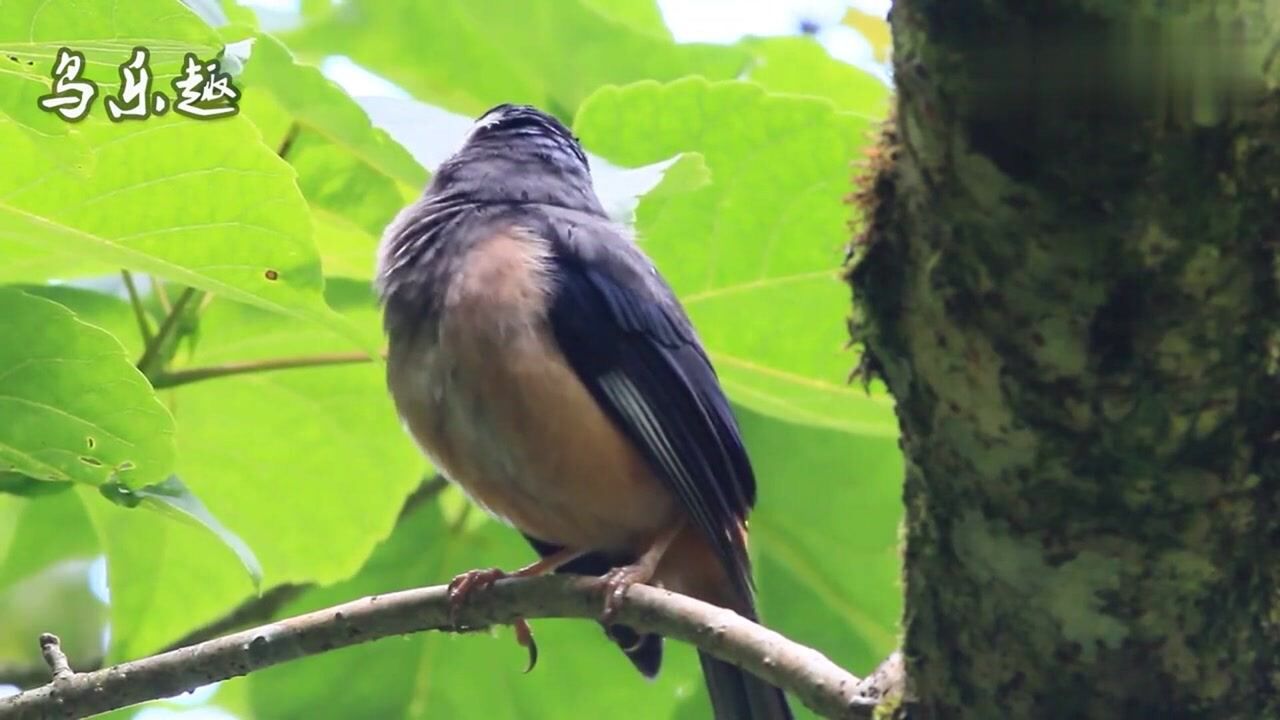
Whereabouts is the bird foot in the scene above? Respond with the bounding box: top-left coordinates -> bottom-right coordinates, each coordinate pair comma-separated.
447,567 -> 507,622
598,563 -> 654,624
446,567 -> 539,672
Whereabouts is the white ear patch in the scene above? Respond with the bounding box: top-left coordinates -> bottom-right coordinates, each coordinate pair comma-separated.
463,108 -> 509,143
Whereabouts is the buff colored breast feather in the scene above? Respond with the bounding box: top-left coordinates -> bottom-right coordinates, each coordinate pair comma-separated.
386,228 -> 678,554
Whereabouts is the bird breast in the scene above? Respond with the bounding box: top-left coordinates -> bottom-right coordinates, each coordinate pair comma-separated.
385,227 -> 677,554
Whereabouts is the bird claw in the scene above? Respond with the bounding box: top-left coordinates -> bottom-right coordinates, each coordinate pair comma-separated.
514,617 -> 538,673
598,564 -> 650,625
447,567 -> 507,626
446,567 -> 539,673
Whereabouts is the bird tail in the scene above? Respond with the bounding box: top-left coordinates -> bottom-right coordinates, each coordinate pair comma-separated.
699,651 -> 794,720
605,623 -> 663,678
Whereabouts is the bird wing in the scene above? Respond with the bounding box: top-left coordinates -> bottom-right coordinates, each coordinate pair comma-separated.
541,222 -> 757,601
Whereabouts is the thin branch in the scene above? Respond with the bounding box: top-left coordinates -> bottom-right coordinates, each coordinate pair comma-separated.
276,122 -> 301,160
36,635 -> 72,683
153,278 -> 171,315
0,577 -> 878,720
119,271 -> 153,347
136,287 -> 198,378
150,351 -> 380,389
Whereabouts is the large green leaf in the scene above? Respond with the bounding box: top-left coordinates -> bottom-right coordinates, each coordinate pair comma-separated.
741,36 -> 891,117
0,288 -> 175,488
0,490 -> 98,590
284,0 -> 750,119
239,32 -> 427,189
742,408 -> 902,677
77,481 -> 259,660
233,33 -> 421,280
13,286 -> 253,664
0,0 -> 362,344
580,0 -> 672,39
7,281 -> 414,657
163,281 -> 423,585
0,0 -> 212,167
576,78 -> 896,435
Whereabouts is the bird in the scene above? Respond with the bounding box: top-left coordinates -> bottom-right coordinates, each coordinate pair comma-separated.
376,102 -> 793,720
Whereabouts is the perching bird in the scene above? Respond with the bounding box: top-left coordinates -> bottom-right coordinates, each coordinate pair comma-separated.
376,103 -> 793,720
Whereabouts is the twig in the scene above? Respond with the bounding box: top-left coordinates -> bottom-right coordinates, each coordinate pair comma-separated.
37,635 -> 72,683
153,279 -> 171,315
136,287 -> 198,378
119,271 -> 153,346
150,351 -> 380,389
0,577 -> 875,720
276,122 -> 301,160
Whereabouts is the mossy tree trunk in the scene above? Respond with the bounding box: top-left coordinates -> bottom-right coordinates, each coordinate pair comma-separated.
848,2 -> 1280,716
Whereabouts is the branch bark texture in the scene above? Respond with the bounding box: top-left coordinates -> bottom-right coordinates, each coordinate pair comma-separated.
0,576 -> 877,720
849,1 -> 1280,717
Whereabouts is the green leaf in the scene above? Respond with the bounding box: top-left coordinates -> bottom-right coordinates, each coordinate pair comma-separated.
0,0 -> 214,169
0,1 -> 366,347
0,288 -> 175,488
312,208 -> 380,280
77,482 -> 259,660
83,279 -> 423,656
286,127 -> 406,239
100,475 -> 263,589
16,280 -> 257,661
0,53 -> 91,171
0,490 -> 99,589
231,33 -> 421,278
741,408 -> 902,677
246,500 -> 703,719
577,78 -> 896,435
239,33 -> 427,189
741,36 -> 890,117
0,472 -> 73,497
284,0 -> 750,119
580,0 -> 671,39
644,151 -> 713,202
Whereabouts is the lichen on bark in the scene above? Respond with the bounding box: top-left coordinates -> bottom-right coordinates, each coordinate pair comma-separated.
846,2 -> 1280,717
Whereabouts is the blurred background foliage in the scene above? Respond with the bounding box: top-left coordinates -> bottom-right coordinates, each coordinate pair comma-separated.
0,0 -> 898,717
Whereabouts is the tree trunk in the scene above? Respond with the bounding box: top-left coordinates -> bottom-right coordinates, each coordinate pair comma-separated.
848,2 -> 1280,717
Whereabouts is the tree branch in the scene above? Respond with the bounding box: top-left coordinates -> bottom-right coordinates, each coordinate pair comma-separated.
150,351 -> 379,389
0,576 -> 882,720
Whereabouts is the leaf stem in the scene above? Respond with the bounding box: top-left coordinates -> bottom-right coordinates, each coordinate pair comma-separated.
136,287 -> 198,379
153,278 -> 172,314
150,351 -> 381,389
120,270 -> 153,346
277,122 -> 301,160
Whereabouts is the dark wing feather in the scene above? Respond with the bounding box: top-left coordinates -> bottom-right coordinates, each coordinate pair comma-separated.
546,241 -> 756,602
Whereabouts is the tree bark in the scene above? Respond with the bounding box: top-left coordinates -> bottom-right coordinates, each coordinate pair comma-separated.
848,2 -> 1280,717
